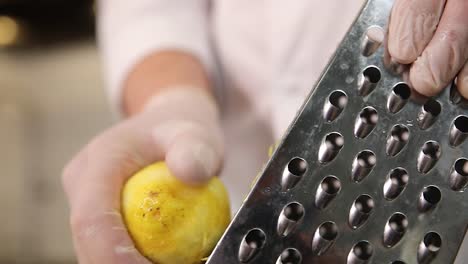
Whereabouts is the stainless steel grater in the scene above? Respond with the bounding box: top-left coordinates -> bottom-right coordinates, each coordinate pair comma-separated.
206,0 -> 468,263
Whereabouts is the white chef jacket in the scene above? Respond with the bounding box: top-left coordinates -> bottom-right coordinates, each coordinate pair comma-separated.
98,0 -> 365,213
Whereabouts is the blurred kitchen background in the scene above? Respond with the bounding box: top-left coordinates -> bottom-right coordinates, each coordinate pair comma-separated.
0,0 -> 112,263
0,0 -> 466,264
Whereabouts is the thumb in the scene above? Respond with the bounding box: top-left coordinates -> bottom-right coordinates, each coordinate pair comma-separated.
151,120 -> 224,185
166,134 -> 222,185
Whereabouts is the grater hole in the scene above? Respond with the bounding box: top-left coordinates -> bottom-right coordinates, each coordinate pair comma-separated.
393,83 -> 411,99
329,90 -> 348,108
351,150 -> 376,182
450,158 -> 468,191
383,213 -> 408,247
386,125 -> 410,156
322,176 -> 341,195
360,108 -> 379,125
454,115 -> 468,133
450,115 -> 468,146
391,125 -> 410,141
326,133 -> 345,150
277,248 -> 302,264
287,157 -> 307,176
348,241 -> 373,263
358,151 -> 377,167
418,232 -> 442,263
245,228 -> 266,249
388,213 -> 408,232
422,186 -> 441,204
423,232 -> 442,252
315,176 -> 341,209
283,202 -> 305,221
358,66 -> 381,96
238,228 -> 266,262
383,168 -> 409,200
277,202 -> 305,237
318,132 -> 344,163
388,83 -> 411,113
361,26 -> 384,56
312,221 -> 339,256
423,99 -> 442,116
353,242 -> 373,259
417,141 -> 441,173
324,90 -> 348,122
363,66 -> 381,84
417,99 -> 441,130
282,157 -> 308,191
355,195 -> 374,214
454,158 -> 468,176
319,221 -> 339,241
354,107 -> 378,138
418,186 -> 441,212
422,142 -> 441,159
349,194 -> 374,229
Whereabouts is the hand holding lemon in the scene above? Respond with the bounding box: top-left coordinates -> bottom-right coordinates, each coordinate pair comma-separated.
62,88 -> 227,263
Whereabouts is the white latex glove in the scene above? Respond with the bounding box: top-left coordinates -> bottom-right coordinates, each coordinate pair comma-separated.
62,88 -> 223,264
388,0 -> 468,98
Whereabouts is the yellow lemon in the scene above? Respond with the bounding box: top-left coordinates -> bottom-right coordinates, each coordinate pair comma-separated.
122,162 -> 230,264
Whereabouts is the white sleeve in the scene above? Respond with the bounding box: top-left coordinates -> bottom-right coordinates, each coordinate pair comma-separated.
98,0 -> 213,116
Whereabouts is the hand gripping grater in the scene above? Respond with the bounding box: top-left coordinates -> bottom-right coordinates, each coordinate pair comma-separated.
206,0 -> 468,263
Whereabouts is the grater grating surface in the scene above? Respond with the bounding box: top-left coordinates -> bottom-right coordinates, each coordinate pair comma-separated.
206,0 -> 468,263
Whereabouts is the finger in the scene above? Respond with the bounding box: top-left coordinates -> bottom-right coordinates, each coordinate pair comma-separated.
152,120 -> 224,185
65,123 -> 160,264
69,163 -> 152,263
62,147 -> 89,200
388,0 -> 446,64
64,121 -> 162,203
457,60 -> 468,99
409,0 -> 468,96
63,149 -> 93,263
71,232 -> 92,264
166,133 -> 223,185
71,206 -> 150,264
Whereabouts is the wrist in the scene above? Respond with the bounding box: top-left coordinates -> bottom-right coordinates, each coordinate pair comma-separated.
122,51 -> 212,116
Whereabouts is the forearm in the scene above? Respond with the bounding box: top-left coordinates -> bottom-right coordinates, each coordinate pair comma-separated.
123,50 -> 214,116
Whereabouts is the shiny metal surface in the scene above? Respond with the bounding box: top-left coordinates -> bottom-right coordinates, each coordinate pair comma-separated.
206,0 -> 467,263
238,228 -> 266,262
311,221 -> 339,256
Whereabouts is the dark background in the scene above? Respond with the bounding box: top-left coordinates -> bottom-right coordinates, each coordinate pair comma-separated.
0,0 -> 95,48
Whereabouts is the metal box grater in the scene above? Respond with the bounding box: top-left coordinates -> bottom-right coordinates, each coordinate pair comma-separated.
206,0 -> 468,263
